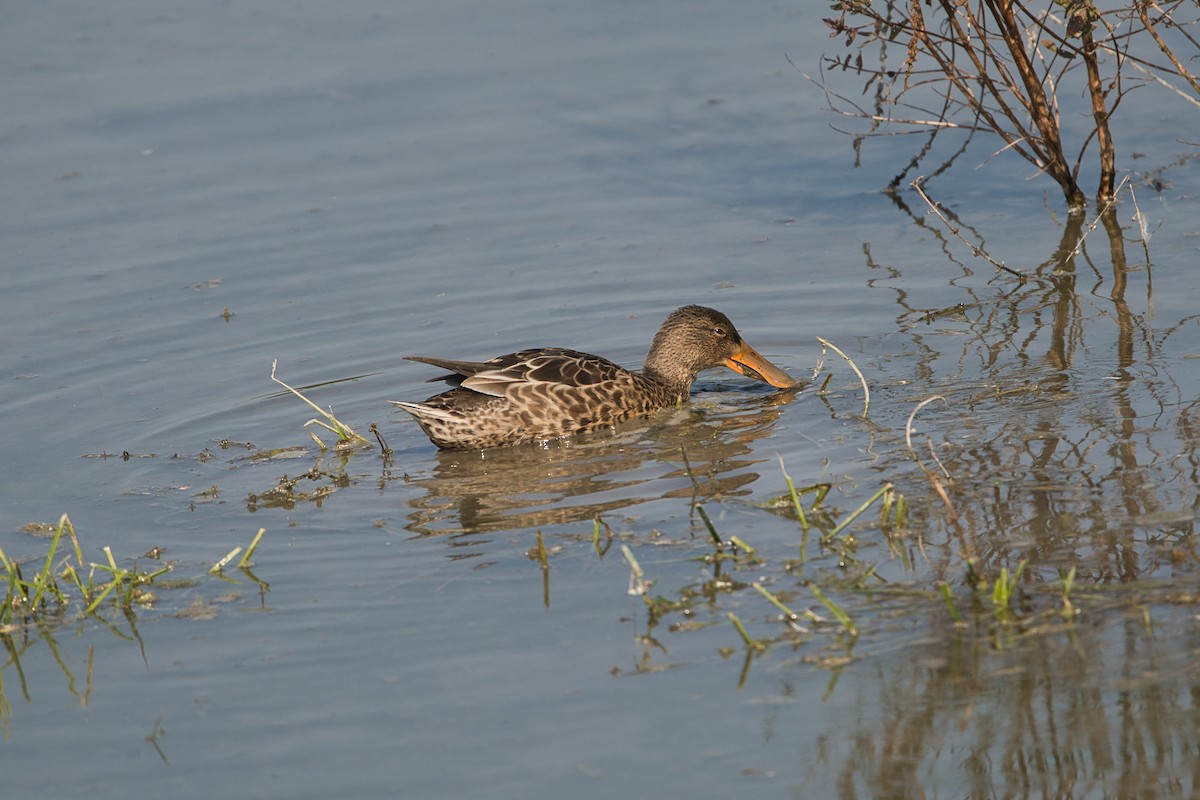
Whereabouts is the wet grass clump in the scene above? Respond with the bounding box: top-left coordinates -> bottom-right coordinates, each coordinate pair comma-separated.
271,360 -> 370,449
0,514 -> 267,631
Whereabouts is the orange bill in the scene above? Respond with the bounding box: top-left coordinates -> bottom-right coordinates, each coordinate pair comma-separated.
725,341 -> 798,389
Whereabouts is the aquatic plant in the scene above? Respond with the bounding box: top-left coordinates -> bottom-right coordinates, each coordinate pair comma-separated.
270,360 -> 369,448
0,514 -> 267,629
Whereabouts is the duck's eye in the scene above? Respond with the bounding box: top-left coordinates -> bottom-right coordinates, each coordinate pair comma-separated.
713,327 -> 727,337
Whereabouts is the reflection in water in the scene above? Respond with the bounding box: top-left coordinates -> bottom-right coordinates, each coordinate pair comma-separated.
403,387 -> 798,537
758,200 -> 1200,795
792,607 -> 1200,798
1,628 -> 97,720
868,199 -> 1198,588
0,561 -> 269,741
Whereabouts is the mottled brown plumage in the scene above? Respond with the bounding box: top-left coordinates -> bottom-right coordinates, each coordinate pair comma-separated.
393,305 -> 796,450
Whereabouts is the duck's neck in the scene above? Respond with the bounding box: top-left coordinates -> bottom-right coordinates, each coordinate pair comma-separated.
642,357 -> 695,399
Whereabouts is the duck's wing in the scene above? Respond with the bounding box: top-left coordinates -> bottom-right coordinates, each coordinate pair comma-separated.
404,356 -> 493,387
405,348 -> 629,398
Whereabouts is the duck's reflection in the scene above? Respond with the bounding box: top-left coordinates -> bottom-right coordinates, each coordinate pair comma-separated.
403,385 -> 798,536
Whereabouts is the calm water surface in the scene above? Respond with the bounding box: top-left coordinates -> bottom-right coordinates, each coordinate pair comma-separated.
4,2 -> 1200,798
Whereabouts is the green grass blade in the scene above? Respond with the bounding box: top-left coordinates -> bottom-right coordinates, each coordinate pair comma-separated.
237,528 -> 266,568
29,516 -> 68,608
753,582 -> 799,622
827,482 -> 894,540
210,547 -> 243,574
60,514 -> 84,568
696,505 -> 722,546
271,360 -> 366,444
85,580 -> 120,614
779,457 -> 809,529
727,612 -> 765,651
729,536 -> 756,555
809,584 -> 857,636
939,583 -> 961,622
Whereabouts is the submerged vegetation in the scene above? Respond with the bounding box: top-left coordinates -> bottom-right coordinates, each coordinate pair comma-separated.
607,457 -> 1098,681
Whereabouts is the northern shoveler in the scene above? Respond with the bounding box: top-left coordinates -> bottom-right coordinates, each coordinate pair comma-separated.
393,305 -> 797,450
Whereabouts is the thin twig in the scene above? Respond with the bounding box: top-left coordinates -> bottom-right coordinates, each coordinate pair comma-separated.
815,338 -> 870,418
910,177 -> 1033,281
928,472 -> 958,523
926,437 -> 951,480
1064,175 -> 1133,261
1127,181 -> 1153,264
905,395 -> 946,465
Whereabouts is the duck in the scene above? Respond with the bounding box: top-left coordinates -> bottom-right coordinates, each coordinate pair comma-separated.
393,305 -> 797,450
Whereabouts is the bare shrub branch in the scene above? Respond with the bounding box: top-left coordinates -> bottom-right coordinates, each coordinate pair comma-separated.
818,1 -> 1199,209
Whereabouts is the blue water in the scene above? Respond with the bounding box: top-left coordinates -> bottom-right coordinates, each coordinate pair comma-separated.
4,2 -> 1200,797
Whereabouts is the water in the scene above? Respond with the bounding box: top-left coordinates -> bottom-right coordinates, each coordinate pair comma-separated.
4,2 -> 1200,797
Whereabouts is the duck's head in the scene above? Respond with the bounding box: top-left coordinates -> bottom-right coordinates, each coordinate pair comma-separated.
643,305 -> 797,394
